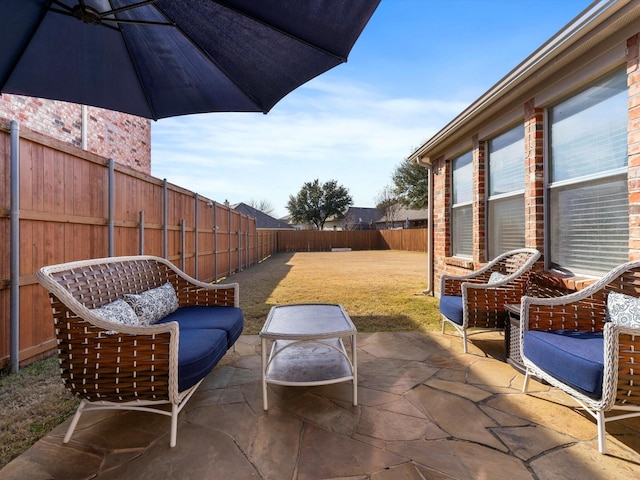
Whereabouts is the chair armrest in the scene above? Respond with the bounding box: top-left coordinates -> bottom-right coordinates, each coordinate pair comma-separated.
440,248 -> 540,296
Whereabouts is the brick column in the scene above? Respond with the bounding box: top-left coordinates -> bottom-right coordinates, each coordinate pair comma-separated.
432,155 -> 450,289
524,99 -> 545,254
627,34 -> 640,260
472,135 -> 486,263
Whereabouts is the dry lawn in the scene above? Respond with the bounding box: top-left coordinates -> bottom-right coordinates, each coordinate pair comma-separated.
0,250 -> 440,469
0,357 -> 79,469
227,250 -> 440,334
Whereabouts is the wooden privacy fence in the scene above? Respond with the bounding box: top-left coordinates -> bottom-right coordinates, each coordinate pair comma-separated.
275,228 -> 428,252
0,120 -> 427,371
0,121 -> 276,370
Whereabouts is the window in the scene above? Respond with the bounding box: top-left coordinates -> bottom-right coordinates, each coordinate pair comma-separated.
487,125 -> 525,259
452,151 -> 473,257
548,68 -> 628,275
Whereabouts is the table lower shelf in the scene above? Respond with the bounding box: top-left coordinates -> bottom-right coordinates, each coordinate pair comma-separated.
261,336 -> 358,410
265,338 -> 354,385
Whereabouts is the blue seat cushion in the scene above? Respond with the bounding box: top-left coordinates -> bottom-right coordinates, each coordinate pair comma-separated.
159,306 -> 244,349
523,330 -> 604,399
178,328 -> 227,392
440,295 -> 463,325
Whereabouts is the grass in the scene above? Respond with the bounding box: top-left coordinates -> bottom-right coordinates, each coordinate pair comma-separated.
232,250 -> 440,334
0,357 -> 79,469
0,250 -> 440,470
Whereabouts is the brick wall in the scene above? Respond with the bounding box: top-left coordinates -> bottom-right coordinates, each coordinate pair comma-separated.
432,32 -> 640,294
523,99 -> 545,254
0,94 -> 151,174
628,35 -> 640,260
472,134 -> 486,263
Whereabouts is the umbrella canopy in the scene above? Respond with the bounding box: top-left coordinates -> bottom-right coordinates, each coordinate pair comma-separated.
0,0 -> 380,120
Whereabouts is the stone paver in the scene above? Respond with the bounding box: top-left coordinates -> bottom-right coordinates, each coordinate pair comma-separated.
2,332 -> 640,480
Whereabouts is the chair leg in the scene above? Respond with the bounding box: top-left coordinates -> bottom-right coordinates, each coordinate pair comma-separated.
462,329 -> 468,353
170,404 -> 179,448
64,399 -> 87,444
441,317 -> 446,334
522,371 -> 530,393
596,410 -> 607,454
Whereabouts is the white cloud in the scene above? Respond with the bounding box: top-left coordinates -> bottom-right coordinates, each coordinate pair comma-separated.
151,78 -> 466,217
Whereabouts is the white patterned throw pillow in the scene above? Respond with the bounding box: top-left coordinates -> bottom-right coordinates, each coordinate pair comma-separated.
92,298 -> 139,326
123,282 -> 179,326
488,272 -> 507,284
607,291 -> 640,328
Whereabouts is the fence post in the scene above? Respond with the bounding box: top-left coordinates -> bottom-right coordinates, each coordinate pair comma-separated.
194,194 -> 199,280
181,219 -> 186,272
228,205 -> 232,277
108,158 -> 115,257
163,179 -> 168,259
10,120 -> 20,373
238,216 -> 243,272
139,211 -> 145,254
213,203 -> 218,281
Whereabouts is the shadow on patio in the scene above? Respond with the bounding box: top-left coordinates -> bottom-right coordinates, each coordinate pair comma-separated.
3,251 -> 640,479
3,330 -> 640,479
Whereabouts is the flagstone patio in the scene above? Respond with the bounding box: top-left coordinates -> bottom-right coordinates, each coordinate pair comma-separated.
2,331 -> 640,480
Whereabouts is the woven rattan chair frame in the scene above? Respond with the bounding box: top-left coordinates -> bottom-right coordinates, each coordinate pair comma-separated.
440,248 -> 541,353
520,260 -> 640,454
36,255 -> 239,448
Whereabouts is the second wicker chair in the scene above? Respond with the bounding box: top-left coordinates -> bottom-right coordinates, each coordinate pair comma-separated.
439,248 -> 541,353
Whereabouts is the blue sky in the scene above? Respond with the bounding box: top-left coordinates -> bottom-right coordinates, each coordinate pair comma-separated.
151,0 -> 592,219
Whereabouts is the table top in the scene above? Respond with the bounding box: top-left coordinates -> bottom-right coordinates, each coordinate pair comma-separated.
259,303 -> 356,340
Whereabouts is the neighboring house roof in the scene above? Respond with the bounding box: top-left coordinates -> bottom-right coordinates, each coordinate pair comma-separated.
326,207 -> 381,223
232,203 -> 293,229
343,207 -> 382,225
324,207 -> 382,229
377,206 -> 428,224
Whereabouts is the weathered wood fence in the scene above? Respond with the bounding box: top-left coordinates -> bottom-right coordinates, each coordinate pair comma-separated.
0,121 -> 276,371
275,229 -> 427,252
1,121 -> 428,371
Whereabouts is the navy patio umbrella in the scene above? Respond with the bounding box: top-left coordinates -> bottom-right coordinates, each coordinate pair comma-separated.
0,0 -> 380,120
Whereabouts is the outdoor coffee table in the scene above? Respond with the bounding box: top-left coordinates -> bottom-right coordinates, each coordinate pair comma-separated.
259,303 -> 357,411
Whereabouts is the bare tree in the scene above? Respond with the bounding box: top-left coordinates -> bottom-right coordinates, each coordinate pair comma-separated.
248,199 -> 275,216
375,185 -> 402,229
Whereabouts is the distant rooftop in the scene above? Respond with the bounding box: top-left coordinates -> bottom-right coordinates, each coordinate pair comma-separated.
232,203 -> 293,229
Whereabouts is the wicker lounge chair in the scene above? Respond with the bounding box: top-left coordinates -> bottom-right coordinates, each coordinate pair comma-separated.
36,255 -> 243,447
521,260 -> 640,454
439,248 -> 541,353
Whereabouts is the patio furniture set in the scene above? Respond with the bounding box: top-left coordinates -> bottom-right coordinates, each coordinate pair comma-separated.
439,248 -> 640,454
36,255 -> 357,448
35,248 -> 640,456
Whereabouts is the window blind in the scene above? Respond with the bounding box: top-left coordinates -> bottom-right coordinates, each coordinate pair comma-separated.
550,175 -> 628,275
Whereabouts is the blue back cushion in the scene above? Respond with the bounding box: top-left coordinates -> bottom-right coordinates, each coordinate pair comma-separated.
523,330 -> 604,399
440,295 -> 464,325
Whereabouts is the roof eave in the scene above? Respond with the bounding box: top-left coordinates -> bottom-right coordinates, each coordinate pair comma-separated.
408,0 -> 636,163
